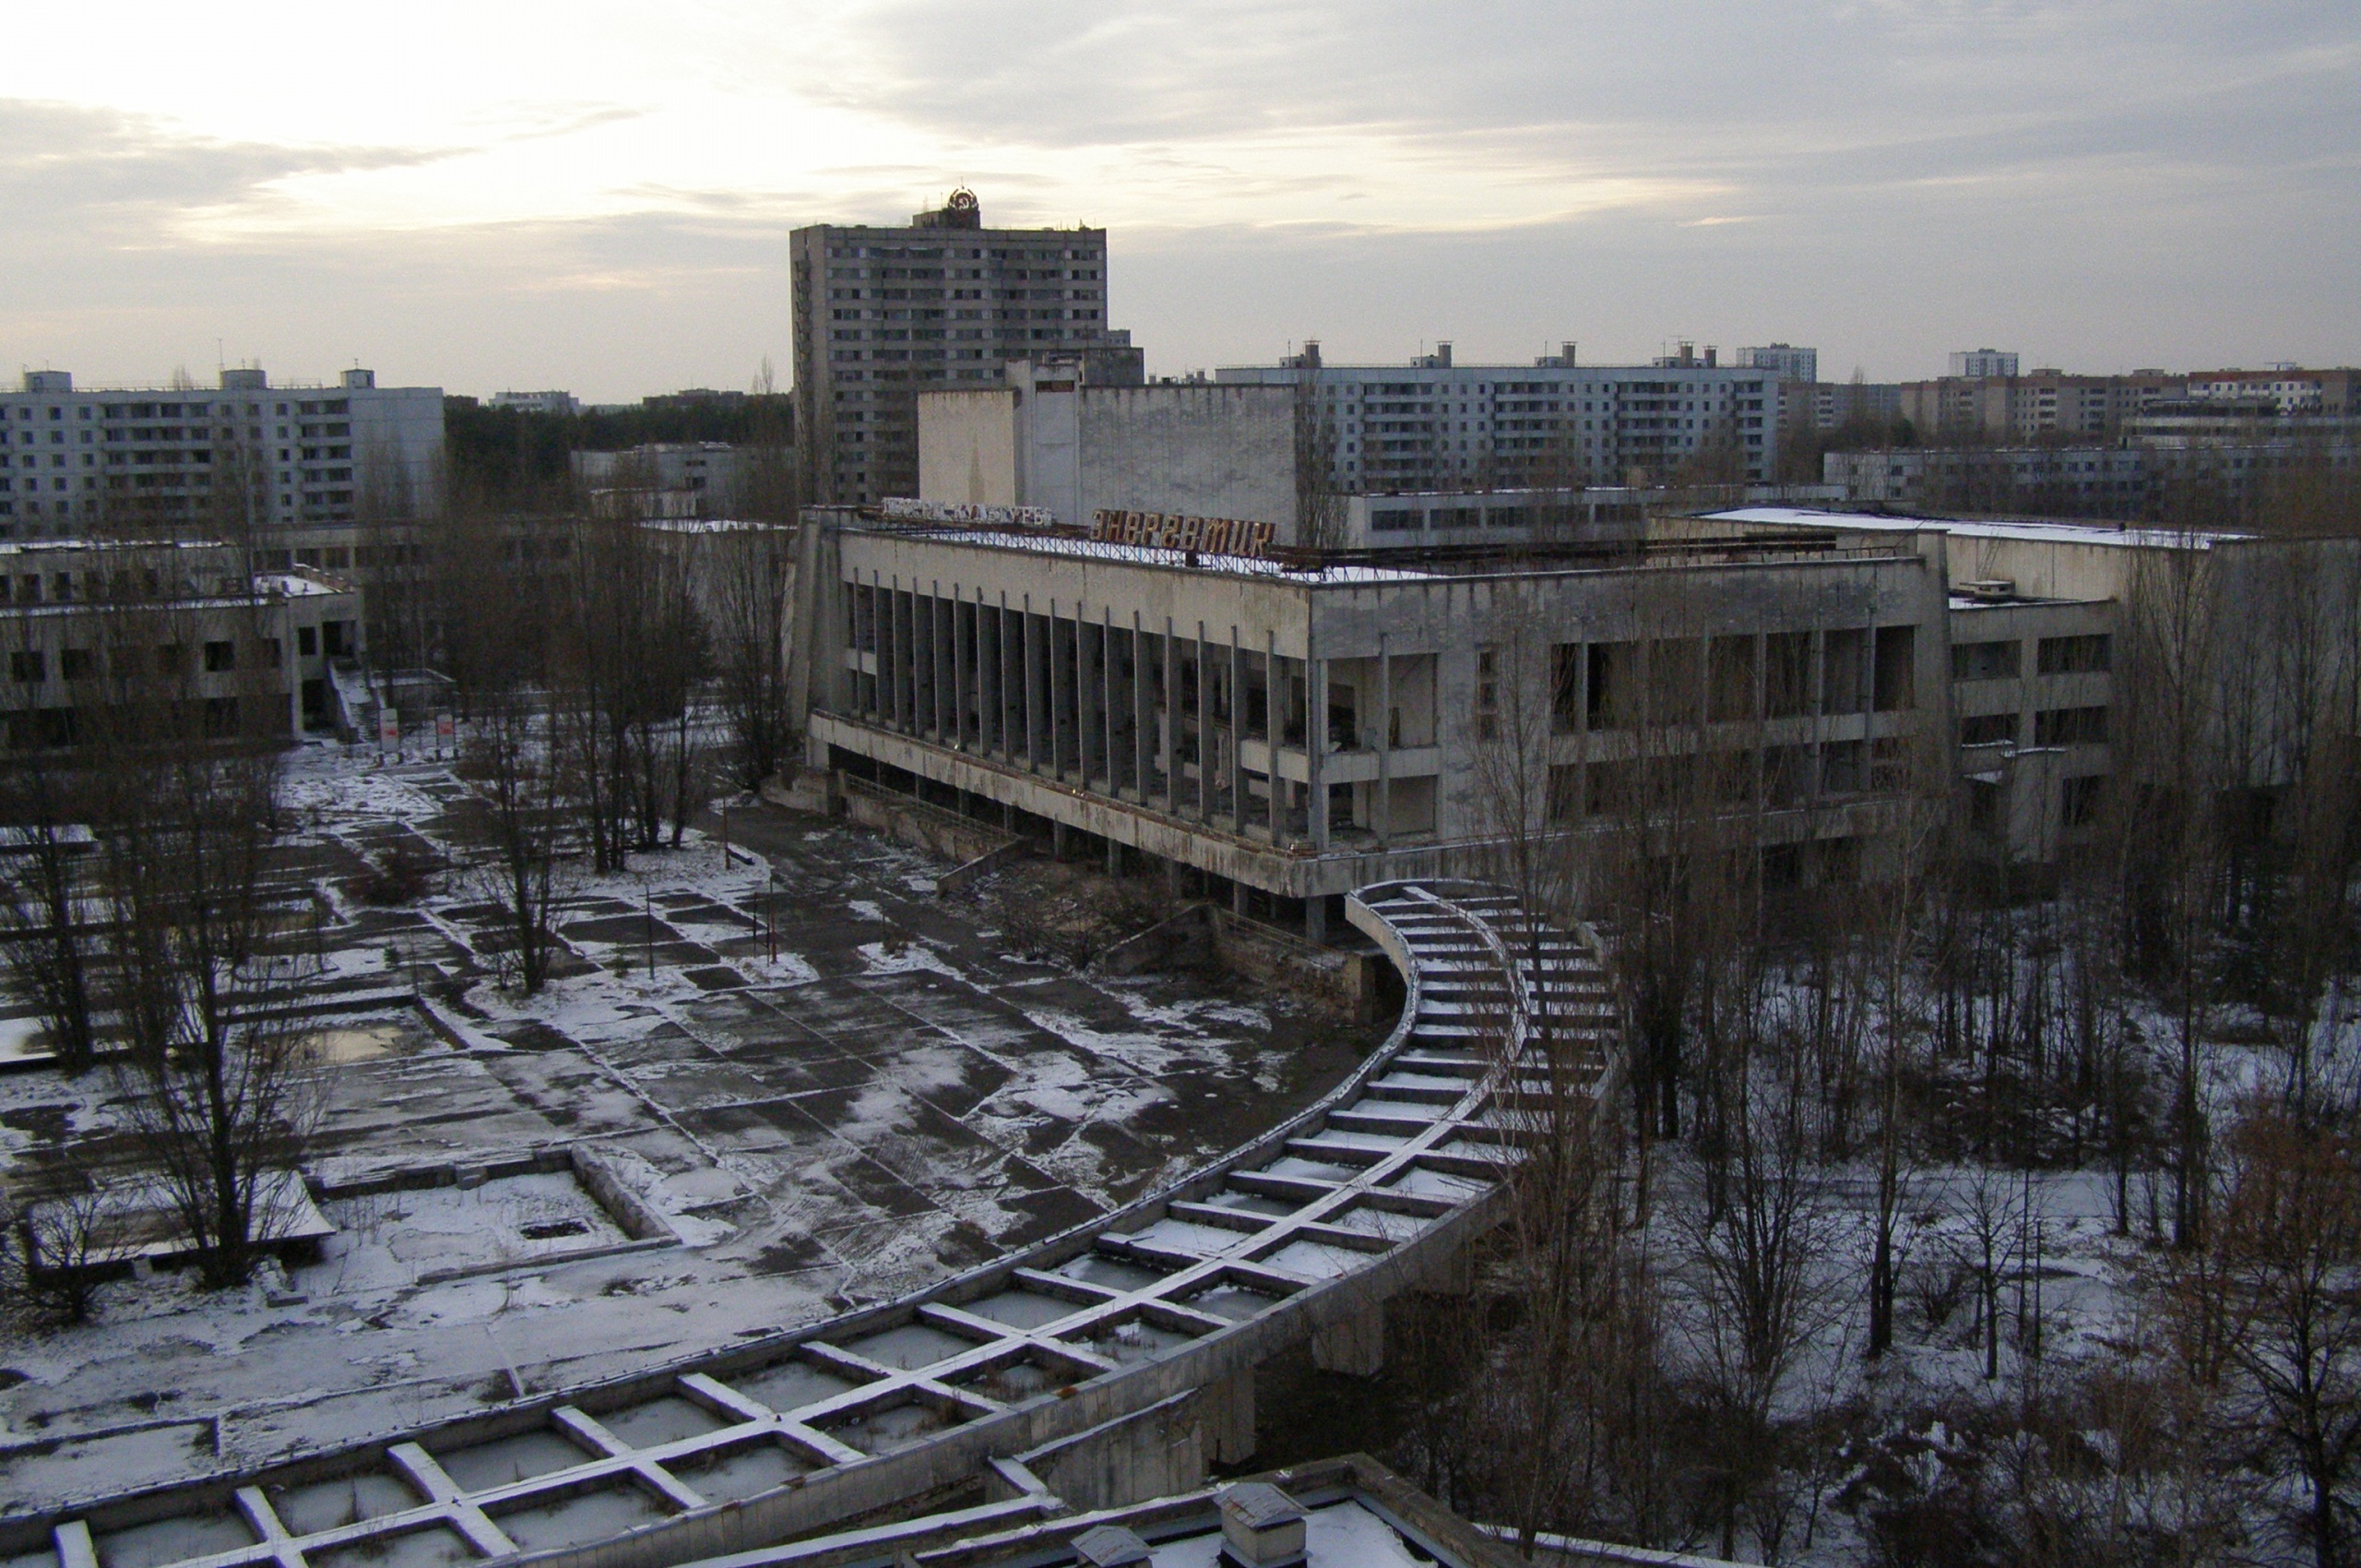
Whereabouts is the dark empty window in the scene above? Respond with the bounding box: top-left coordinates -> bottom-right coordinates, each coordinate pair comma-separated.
8,650 -> 43,683
1951,639 -> 2020,681
1765,632 -> 1811,718
1959,712 -> 2017,747
204,639 -> 235,672
1873,625 -> 1916,710
2035,706 -> 2107,744
2064,774 -> 2106,826
2037,634 -> 2110,674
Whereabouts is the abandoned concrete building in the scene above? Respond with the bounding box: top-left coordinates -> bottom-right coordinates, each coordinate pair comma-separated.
1703,506 -> 2361,867
792,505 -> 1952,938
0,539 -> 361,742
917,357 -> 1299,537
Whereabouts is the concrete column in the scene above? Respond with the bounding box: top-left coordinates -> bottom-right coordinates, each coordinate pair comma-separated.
1056,609 -> 1077,779
1022,599 -> 1041,771
930,586 -> 947,741
1376,634 -> 1393,849
1079,617 -> 1095,782
1132,612 -> 1150,802
1228,627 -> 1245,832
1160,620 -> 1177,811
1265,634 -> 1283,841
1311,1299 -> 1385,1376
890,581 -> 908,732
1195,622 -> 1213,822
1308,648 -> 1329,850
869,580 -> 887,722
1105,836 -> 1121,875
1304,894 -> 1327,944
1101,607 -> 1119,794
910,586 -> 928,735
997,598 -> 1015,759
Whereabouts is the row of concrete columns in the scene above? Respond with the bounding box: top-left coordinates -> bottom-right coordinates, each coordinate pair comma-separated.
848,576 -> 1337,850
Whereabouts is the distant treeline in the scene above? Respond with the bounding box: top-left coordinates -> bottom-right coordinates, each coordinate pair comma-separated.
443,393 -> 794,508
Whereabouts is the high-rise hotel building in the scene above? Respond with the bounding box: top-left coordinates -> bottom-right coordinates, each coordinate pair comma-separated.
791,191 -> 1137,506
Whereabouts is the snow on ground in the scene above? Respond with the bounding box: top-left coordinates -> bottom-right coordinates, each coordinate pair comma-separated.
0,742 -> 1375,1509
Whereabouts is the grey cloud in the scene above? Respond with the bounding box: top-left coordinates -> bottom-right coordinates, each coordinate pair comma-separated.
800,1 -> 2357,216
0,100 -> 451,235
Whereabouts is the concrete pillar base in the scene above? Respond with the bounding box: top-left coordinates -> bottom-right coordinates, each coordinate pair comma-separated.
1311,1301 -> 1385,1377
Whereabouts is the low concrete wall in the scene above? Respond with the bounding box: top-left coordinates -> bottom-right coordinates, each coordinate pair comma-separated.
1208,909 -> 1382,1022
840,777 -> 1022,874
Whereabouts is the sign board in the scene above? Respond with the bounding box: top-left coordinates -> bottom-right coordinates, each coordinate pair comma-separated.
879,497 -> 1057,529
1090,509 -> 1277,560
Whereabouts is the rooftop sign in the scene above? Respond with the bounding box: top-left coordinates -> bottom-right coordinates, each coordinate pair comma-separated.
880,497 -> 1057,529
1091,509 -> 1277,559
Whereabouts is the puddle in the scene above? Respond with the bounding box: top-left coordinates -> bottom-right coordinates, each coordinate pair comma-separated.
660,1439 -> 808,1502
840,1322 -> 979,1372
1066,1316 -> 1199,1366
1261,1239 -> 1368,1279
1129,1218 -> 1254,1255
952,1358 -> 1061,1402
94,1514 -> 256,1568
960,1289 -> 1083,1331
308,1526 -> 478,1568
1054,1254 -> 1170,1293
597,1396 -> 725,1448
489,1484 -> 670,1553
729,1358 -> 865,1415
433,1428 -> 593,1491
819,1399 -> 961,1455
268,1472 -> 425,1534
1182,1284 -> 1281,1323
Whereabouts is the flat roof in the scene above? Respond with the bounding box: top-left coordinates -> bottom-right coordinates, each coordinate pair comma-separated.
1707,505 -> 2246,550
858,526 -> 1439,584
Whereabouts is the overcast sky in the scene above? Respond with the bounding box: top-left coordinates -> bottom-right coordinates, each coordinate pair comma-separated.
2,2 -> 2354,400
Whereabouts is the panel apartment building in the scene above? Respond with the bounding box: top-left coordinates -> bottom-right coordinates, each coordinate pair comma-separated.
0,368 -> 443,537
791,191 -> 1139,507
1214,342 -> 1780,491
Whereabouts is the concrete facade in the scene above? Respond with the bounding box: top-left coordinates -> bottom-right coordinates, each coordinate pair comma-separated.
0,368 -> 443,536
919,363 -> 1297,536
1214,353 -> 1779,490
0,539 -> 362,739
795,509 -> 1947,917
791,194 -> 1133,507
1707,505 -> 2361,859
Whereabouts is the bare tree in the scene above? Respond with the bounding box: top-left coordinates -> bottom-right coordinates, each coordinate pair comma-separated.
83,558 -> 322,1291
1291,358 -> 1348,551
705,524 -> 798,791
2179,1109 -> 2361,1568
458,691 -> 574,996
0,625 -> 100,1072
